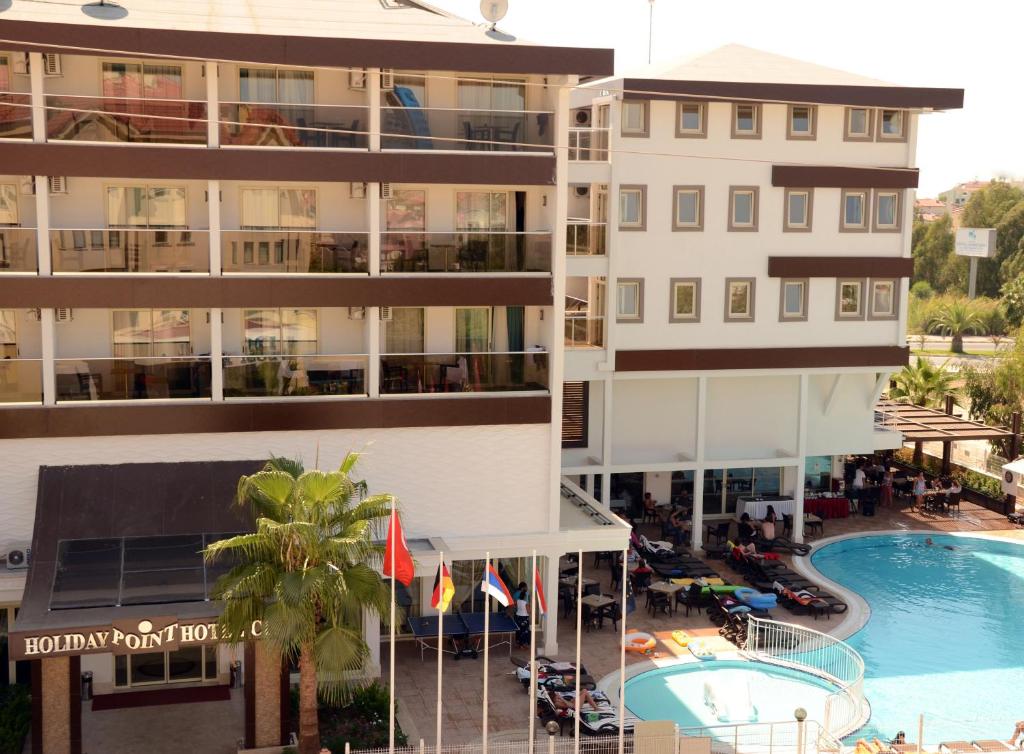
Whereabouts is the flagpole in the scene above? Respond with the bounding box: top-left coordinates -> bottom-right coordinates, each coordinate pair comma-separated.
618,547 -> 628,754
436,550 -> 444,751
388,499 -> 397,754
528,550 -> 538,754
574,549 -> 582,748
482,553 -> 491,754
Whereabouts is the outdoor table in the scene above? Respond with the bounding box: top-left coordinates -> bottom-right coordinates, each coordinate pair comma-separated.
736,497 -> 795,520
560,576 -> 600,596
646,581 -> 683,616
580,594 -> 616,628
803,513 -> 824,538
804,497 -> 849,519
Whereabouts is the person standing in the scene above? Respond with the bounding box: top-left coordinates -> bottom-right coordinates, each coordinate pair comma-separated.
913,471 -> 927,511
850,463 -> 866,515
881,469 -> 893,508
513,581 -> 530,648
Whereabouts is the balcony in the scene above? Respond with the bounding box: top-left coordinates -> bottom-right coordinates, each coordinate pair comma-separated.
564,316 -> 605,349
219,103 -> 368,149
0,359 -> 43,403
222,231 -> 369,274
45,95 -> 208,145
223,354 -> 367,397
1,228 -> 39,272
380,232 -> 551,273
566,222 -> 607,256
0,93 -> 32,139
568,127 -> 609,161
380,108 -> 553,152
380,352 -> 549,394
50,229 -> 209,273
54,357 -> 212,401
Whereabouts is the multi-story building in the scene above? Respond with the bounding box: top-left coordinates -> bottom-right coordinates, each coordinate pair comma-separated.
561,45 -> 963,549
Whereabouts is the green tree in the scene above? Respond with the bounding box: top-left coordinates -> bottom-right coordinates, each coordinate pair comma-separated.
890,356 -> 958,408
912,215 -> 962,292
996,201 -> 1024,285
205,455 -> 393,754
962,339 -> 1024,453
976,299 -> 1009,350
1002,274 -> 1024,328
927,297 -> 985,353
960,182 -> 1024,296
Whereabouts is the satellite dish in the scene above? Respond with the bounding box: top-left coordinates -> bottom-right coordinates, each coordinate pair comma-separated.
480,0 -> 508,24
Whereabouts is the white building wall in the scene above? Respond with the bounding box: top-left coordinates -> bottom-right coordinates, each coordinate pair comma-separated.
610,378 -> 698,465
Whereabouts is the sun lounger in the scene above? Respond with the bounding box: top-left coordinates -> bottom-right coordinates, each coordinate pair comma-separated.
972,741 -> 1014,752
939,742 -> 976,753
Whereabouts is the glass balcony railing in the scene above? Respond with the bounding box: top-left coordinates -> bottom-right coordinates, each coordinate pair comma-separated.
380,108 -> 554,152
380,352 -> 549,394
1,228 -> 39,272
45,95 -> 208,145
54,357 -> 212,401
219,103 -> 368,148
50,229 -> 209,273
566,222 -> 607,256
0,359 -> 43,404
568,127 -> 609,161
0,93 -> 32,139
380,232 -> 551,273
223,355 -> 367,398
564,316 -> 605,349
221,231 -> 369,273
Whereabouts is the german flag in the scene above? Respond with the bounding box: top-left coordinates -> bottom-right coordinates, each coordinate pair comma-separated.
431,562 -> 455,612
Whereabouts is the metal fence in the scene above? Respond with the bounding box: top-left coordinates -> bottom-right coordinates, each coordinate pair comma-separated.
744,617 -> 868,740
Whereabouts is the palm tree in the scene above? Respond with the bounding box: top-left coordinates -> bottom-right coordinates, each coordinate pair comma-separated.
928,298 -> 985,353
890,356 -> 958,408
205,454 -> 393,754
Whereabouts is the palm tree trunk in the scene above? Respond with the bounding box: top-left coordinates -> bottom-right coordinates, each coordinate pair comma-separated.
951,333 -> 964,353
912,441 -> 924,466
297,643 -> 320,754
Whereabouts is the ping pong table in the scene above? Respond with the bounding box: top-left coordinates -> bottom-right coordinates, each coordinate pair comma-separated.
407,611 -> 520,661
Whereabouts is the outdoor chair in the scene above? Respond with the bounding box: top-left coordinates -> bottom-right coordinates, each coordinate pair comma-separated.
641,505 -> 659,524
647,590 -> 672,618
947,492 -> 962,517
705,521 -> 730,546
593,550 -> 614,568
678,581 -> 705,616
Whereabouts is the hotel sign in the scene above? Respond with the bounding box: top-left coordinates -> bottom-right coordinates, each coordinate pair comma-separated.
955,228 -> 997,258
11,617 -> 264,660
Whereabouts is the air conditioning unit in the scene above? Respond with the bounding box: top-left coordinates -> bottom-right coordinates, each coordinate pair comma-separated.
380,182 -> 392,199
347,306 -> 366,320
55,307 -> 74,322
42,53 -> 62,77
380,69 -> 395,90
349,69 -> 367,91
12,53 -> 29,75
349,182 -> 367,200
19,176 -> 68,195
1002,459 -> 1024,497
574,110 -> 592,127
6,545 -> 30,570
379,306 -> 393,322
574,186 -> 590,198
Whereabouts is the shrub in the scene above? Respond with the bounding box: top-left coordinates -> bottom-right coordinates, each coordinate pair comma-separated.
910,280 -> 935,299
893,448 -> 1004,501
0,685 -> 31,754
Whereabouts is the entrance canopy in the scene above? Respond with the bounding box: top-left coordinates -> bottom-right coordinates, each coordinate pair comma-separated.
11,460 -> 263,660
875,399 -> 1015,443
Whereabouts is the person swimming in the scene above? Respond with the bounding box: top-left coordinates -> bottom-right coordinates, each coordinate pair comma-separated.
924,537 -> 956,550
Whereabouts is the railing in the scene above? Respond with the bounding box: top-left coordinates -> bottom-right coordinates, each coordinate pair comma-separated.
380,107 -> 554,152
0,359 -> 43,404
50,229 -> 209,273
54,357 -> 212,401
223,355 -> 367,397
380,232 -> 551,273
219,102 -> 368,148
222,231 -> 369,273
744,617 -> 868,740
45,95 -> 208,144
565,315 -> 605,349
566,221 -> 607,256
0,228 -> 39,272
568,126 -> 610,161
0,92 -> 32,139
379,352 -> 548,394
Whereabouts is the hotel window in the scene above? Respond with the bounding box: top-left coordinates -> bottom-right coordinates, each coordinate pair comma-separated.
869,279 -> 898,320
0,184 -> 18,225
616,279 -> 643,323
836,279 -> 865,320
728,186 -> 759,231
112,309 -> 191,357
456,192 -> 508,231
779,279 -> 808,321
618,186 -> 646,230
675,101 -> 707,138
840,189 -> 870,231
784,188 -> 813,231
787,105 -> 817,140
874,190 -> 901,232
240,187 -> 316,229
878,109 -> 907,141
106,186 -> 187,228
455,307 -> 492,352
844,107 -> 873,141
731,102 -> 761,138
385,189 -> 426,231
620,100 -> 648,137
0,309 -> 17,358
243,308 -> 318,355
383,307 -> 425,353
114,645 -> 218,688
457,78 -> 526,112
672,186 -> 704,231
724,278 -> 755,321
669,278 -> 701,323
239,67 -> 314,104
101,61 -> 183,99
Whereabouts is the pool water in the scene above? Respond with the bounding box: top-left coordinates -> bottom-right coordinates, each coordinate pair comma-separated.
811,533 -> 1024,743
624,660 -> 836,731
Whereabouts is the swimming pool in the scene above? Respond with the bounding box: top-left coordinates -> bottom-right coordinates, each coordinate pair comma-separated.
624,660 -> 836,732
811,533 -> 1024,743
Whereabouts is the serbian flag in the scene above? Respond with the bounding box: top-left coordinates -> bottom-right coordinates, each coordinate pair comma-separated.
431,562 -> 455,612
534,568 -> 548,616
480,564 -> 514,607
382,508 -> 414,587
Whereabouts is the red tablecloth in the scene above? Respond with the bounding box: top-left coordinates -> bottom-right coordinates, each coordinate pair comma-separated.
805,498 -> 849,519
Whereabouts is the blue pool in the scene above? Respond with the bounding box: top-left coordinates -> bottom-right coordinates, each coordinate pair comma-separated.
811,533 -> 1024,743
625,660 -> 836,731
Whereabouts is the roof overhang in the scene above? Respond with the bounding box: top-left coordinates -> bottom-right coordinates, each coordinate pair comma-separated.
772,165 -> 919,189
875,400 -> 1016,443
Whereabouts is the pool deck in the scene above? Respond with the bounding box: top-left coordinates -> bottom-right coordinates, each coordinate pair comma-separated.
386,499 -> 1022,746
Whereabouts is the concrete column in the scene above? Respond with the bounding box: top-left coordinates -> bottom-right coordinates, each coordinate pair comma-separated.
690,376 -> 708,552
29,52 -> 46,143
792,374 -> 809,543
210,308 -> 223,401
368,68 -> 381,151
367,307 -> 381,398
32,656 -> 79,754
542,552 -> 561,654
34,177 -> 51,275
208,180 -> 221,275
40,308 -> 56,405
205,62 -> 219,147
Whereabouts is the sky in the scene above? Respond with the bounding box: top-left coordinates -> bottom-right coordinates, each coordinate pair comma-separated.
429,0 -> 1023,197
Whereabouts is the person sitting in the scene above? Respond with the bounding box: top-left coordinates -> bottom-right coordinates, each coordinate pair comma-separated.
633,558 -> 653,575
1007,720 -> 1024,747
760,508 -> 777,542
665,507 -> 689,545
737,513 -> 756,544
642,492 -> 658,521
550,689 -> 599,711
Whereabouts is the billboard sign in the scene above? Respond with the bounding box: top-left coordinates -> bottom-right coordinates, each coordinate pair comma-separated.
955,228 -> 996,258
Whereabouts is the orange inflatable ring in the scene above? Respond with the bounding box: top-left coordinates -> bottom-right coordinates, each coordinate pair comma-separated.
624,630 -> 657,654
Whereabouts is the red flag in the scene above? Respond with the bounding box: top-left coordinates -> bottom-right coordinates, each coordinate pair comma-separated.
534,567 -> 547,616
383,509 -> 415,586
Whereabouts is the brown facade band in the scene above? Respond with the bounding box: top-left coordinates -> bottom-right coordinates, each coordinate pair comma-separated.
622,78 -> 964,110
768,256 -> 914,278
0,143 -> 557,185
0,20 -> 615,77
0,396 -> 552,439
0,276 -> 553,308
615,346 -> 911,372
771,165 -> 919,189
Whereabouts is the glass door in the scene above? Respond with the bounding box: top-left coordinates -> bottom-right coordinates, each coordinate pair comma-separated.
114,645 -> 217,688
455,307 -> 491,352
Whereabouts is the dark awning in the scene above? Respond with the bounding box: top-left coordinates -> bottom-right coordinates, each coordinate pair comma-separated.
875,400 -> 1015,443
